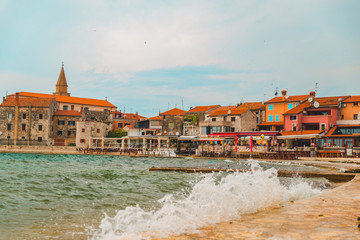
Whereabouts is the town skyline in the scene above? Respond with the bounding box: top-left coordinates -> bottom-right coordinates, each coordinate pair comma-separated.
1,0 -> 359,117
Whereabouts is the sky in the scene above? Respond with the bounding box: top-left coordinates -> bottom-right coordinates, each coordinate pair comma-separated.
0,0 -> 359,117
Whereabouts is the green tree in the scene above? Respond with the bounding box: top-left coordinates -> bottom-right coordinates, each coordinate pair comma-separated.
106,129 -> 128,138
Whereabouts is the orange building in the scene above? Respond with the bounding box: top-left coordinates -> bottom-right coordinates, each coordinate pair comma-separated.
258,90 -> 309,131
111,111 -> 145,130
339,96 -> 360,123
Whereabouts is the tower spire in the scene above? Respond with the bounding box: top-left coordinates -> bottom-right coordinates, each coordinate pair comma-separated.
54,63 -> 70,96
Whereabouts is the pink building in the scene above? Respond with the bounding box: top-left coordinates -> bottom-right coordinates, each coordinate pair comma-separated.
283,95 -> 349,132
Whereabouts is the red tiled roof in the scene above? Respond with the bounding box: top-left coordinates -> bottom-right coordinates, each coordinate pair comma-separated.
207,105 -> 236,115
209,107 -> 248,117
284,96 -> 350,115
160,108 -> 186,116
149,116 -> 162,120
258,121 -> 284,126
281,130 -> 324,136
1,96 -> 53,107
325,126 -> 338,136
122,113 -> 145,121
343,96 -> 360,103
12,92 -> 117,108
236,102 -> 265,110
265,94 -> 309,104
187,105 -> 220,113
54,110 -> 82,117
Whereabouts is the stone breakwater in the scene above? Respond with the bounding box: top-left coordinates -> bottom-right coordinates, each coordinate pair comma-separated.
155,175 -> 360,240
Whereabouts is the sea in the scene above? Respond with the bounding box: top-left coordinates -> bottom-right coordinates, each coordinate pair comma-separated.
0,153 -> 330,240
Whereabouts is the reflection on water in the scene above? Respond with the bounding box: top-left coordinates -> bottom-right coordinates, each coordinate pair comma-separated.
0,153 -> 329,240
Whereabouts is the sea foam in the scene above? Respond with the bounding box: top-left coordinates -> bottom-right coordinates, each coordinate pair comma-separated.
92,160 -> 323,240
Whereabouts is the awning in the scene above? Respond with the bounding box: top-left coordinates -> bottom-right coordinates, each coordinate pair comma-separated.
277,134 -> 323,140
209,131 -> 278,137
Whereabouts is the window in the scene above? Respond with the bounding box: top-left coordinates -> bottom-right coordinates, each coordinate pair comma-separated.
82,128 -> 85,133
354,114 -> 358,120
292,123 -> 297,131
212,126 -> 222,133
96,129 -> 100,133
320,124 -> 326,130
8,113 -> 12,118
38,137 -> 42,142
212,118 -> 216,122
224,126 -> 231,132
295,103 -> 299,107
84,107 -> 89,111
68,131 -> 72,136
38,124 -> 42,131
268,115 -> 273,122
354,102 -> 359,106
80,139 -> 85,143
231,127 -> 235,132
169,122 -> 174,129
275,115 -> 279,122
68,121 -> 75,126
71,105 -> 75,110
39,114 -> 43,119
22,113 -> 26,119
21,136 -> 25,139
118,123 -> 123,128
268,104 -> 273,110
58,131 -> 63,136
63,105 -> 68,110
7,124 -> 11,130
231,117 -> 236,122
22,124 -> 26,131
223,116 -> 227,121
341,115 -> 344,120
288,103 -> 293,109
290,115 -> 297,121
58,120 -> 65,125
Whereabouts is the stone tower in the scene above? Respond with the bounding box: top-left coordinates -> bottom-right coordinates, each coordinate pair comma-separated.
53,64 -> 70,96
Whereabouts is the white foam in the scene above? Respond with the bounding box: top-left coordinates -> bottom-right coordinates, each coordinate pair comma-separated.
91,160 -> 323,240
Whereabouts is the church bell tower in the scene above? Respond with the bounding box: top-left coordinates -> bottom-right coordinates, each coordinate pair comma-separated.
53,63 -> 70,96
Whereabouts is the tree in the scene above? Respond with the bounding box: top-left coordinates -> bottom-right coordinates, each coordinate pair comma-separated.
106,129 -> 127,138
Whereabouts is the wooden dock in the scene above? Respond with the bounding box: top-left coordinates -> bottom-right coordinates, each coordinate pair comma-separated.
149,167 -> 356,183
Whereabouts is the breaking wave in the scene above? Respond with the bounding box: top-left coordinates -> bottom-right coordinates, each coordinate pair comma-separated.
92,160 -> 324,240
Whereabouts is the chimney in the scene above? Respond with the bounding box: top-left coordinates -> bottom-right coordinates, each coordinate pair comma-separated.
309,91 -> 315,98
281,90 -> 287,101
15,92 -> 20,106
3,96 -> 5,102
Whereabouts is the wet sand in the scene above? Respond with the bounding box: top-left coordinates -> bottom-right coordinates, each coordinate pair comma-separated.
155,175 -> 360,240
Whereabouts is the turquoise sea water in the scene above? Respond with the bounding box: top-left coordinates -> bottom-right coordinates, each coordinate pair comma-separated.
0,153 -> 327,240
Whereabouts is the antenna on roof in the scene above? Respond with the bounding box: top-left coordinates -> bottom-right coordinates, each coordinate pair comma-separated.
274,87 -> 279,96
315,82 -> 319,94
105,96 -> 107,101
62,62 -> 64,67
181,97 -> 184,109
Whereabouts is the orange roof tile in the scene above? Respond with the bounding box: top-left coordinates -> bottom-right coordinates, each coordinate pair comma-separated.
343,96 -> 360,103
284,96 -> 350,115
209,107 -> 248,117
281,130 -> 324,136
187,105 -> 220,113
258,121 -> 284,126
265,95 -> 309,104
207,105 -> 236,114
325,126 -> 338,136
54,110 -> 82,117
149,116 -> 162,120
236,102 -> 265,110
1,96 -> 53,107
123,113 -> 145,121
12,92 -> 117,108
160,108 -> 186,116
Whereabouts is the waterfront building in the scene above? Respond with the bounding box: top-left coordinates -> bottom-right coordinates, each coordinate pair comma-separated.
183,105 -> 220,136
258,90 -> 309,131
111,111 -> 145,130
160,108 -> 186,135
199,105 -> 258,136
0,93 -> 56,146
0,65 -> 117,146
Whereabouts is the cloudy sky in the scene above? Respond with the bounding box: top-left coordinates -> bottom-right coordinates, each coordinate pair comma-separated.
0,0 -> 359,116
